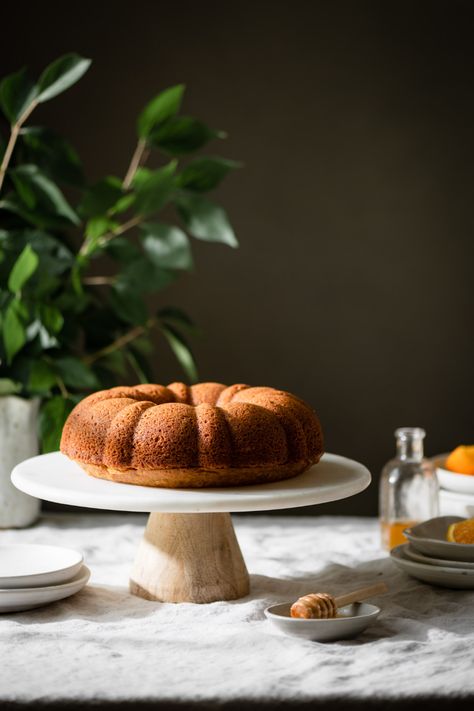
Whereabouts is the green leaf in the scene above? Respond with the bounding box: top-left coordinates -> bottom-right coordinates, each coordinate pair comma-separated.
177,193 -> 238,247
131,167 -> 152,189
133,162 -> 177,215
3,300 -> 26,363
161,325 -> 198,383
8,230 -> 73,276
21,127 -> 84,187
84,216 -> 113,241
110,193 -> 135,215
129,336 -> 153,355
158,306 -> 197,334
10,171 -> 37,209
0,378 -> 22,395
39,396 -> 76,453
177,157 -> 240,192
0,194 -> 70,230
10,165 -> 79,224
125,349 -> 148,383
142,222 -> 193,270
39,325 -> 59,350
150,116 -> 221,155
115,256 -> 177,294
53,356 -> 99,390
79,176 -> 123,218
0,67 -> 37,124
127,344 -> 154,382
110,287 -> 148,325
12,299 -> 29,321
36,54 -> 91,103
105,236 -> 140,262
39,304 -> 64,334
28,360 -> 57,393
8,244 -> 39,292
71,265 -> 83,296
96,349 -> 128,377
138,84 -> 185,138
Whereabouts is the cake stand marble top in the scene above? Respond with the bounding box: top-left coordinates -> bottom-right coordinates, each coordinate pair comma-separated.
12,452 -> 370,514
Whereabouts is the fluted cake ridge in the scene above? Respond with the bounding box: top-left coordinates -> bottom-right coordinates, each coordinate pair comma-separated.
60,382 -> 324,488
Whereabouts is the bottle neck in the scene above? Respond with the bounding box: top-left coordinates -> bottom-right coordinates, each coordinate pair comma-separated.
395,427 -> 425,462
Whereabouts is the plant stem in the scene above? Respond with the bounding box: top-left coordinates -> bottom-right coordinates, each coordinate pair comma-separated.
122,138 -> 148,190
82,276 -> 115,286
78,214 -> 142,257
84,318 -> 156,366
78,134 -> 149,259
99,214 -> 142,245
56,375 -> 69,399
0,100 -> 38,193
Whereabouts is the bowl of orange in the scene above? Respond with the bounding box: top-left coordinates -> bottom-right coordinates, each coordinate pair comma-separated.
404,516 -> 474,562
433,446 -> 474,495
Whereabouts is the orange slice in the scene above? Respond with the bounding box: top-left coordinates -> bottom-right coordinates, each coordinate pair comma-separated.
445,446 -> 474,476
446,518 -> 474,544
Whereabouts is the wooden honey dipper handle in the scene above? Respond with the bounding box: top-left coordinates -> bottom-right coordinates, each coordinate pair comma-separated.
290,581 -> 388,618
334,581 -> 388,608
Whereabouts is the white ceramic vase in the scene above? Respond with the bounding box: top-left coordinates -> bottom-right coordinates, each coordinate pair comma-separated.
0,396 -> 40,528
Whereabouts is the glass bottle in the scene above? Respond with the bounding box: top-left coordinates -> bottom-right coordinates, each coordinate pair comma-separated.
379,427 -> 439,550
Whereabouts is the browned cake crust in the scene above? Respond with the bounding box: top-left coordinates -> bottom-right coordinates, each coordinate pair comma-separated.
60,382 -> 324,489
78,460 -> 314,488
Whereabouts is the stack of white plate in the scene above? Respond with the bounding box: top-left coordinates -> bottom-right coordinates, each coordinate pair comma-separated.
0,544 -> 90,613
390,516 -> 474,589
433,453 -> 474,518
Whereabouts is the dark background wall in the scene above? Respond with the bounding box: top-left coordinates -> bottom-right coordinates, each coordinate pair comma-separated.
1,0 -> 473,515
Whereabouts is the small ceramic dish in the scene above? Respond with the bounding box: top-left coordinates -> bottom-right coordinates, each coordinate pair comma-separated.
404,516 -> 474,562
0,565 -> 90,613
391,545 -> 474,589
433,454 -> 474,495
265,602 -> 380,642
404,544 -> 474,570
0,544 -> 84,589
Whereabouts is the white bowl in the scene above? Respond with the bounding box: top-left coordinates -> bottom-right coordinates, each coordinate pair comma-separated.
0,565 -> 90,613
404,516 -> 474,562
265,602 -> 380,642
0,544 -> 83,588
439,488 -> 474,518
433,453 -> 474,495
391,545 -> 474,589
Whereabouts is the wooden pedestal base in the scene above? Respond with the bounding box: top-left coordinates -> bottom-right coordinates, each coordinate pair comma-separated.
130,512 -> 250,603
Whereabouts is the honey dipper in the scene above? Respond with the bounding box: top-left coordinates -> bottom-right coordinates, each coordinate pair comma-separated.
290,581 -> 388,619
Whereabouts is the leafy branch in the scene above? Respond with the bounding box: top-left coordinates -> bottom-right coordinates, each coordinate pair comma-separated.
84,319 -> 155,366
0,53 -> 241,452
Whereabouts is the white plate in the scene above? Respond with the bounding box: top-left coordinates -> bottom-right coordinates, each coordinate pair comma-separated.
433,454 -> 474,495
0,544 -> 83,589
0,565 -> 90,613
11,451 -> 371,514
391,545 -> 474,589
403,544 -> 474,570
265,602 -> 380,642
404,516 -> 474,562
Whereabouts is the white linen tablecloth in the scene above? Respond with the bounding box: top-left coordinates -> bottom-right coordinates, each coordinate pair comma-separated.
1,513 -> 473,707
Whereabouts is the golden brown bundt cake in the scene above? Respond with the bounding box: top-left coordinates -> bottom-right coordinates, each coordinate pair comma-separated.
60,382 -> 324,488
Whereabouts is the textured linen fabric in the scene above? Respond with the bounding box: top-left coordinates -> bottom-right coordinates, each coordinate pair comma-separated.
0,513 -> 473,706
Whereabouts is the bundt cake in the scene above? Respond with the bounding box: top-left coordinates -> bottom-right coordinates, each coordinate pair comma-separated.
60,382 -> 324,488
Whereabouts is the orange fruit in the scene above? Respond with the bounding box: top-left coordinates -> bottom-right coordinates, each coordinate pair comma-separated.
446,518 -> 474,544
445,445 -> 474,476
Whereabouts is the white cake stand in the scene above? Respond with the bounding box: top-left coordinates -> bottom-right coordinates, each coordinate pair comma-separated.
12,452 -> 370,604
